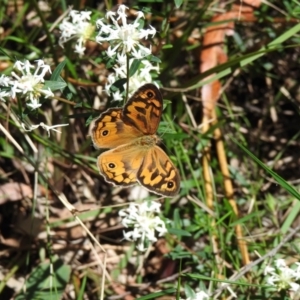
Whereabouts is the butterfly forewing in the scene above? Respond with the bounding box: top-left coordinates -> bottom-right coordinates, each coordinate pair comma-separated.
91,108 -> 143,149
122,84 -> 162,135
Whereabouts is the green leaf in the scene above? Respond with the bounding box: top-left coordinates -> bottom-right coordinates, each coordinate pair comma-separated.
0,47 -> 14,60
136,288 -> 176,299
44,80 -> 67,91
111,78 -> 127,91
50,60 -> 66,81
15,256 -> 71,300
174,0 -> 183,8
168,228 -> 192,237
162,44 -> 173,49
233,138 -> 300,201
129,59 -> 142,77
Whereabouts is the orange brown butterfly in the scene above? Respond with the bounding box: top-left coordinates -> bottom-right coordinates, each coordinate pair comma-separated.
91,84 -> 180,197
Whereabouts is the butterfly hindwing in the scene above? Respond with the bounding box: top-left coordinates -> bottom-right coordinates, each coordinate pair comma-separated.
98,143 -> 146,186
137,146 -> 180,196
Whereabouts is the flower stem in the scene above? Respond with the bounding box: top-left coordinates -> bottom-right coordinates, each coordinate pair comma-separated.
125,53 -> 130,103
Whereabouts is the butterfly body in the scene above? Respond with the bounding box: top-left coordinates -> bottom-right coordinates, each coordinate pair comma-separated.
91,84 -> 180,197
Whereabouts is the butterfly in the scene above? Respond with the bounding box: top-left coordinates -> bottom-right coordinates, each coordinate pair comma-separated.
91,84 -> 180,197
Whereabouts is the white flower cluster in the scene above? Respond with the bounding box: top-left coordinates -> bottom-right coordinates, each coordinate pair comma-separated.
265,258 -> 300,292
96,5 -> 156,58
0,60 -> 53,110
119,201 -> 167,251
105,56 -> 159,99
58,5 -> 159,101
96,4 -> 159,100
59,10 -> 94,56
0,59 -> 68,136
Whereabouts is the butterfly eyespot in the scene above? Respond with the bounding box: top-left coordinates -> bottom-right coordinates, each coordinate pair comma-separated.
108,163 -> 116,169
167,181 -> 174,189
146,91 -> 154,98
102,130 -> 109,136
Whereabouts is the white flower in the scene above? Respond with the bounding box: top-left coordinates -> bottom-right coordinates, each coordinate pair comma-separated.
21,122 -> 69,137
136,242 -> 147,252
106,45 -> 118,58
96,4 -> 156,58
113,63 -> 127,78
266,274 -> 277,286
182,291 -> 210,300
125,60 -> 159,96
294,263 -> 300,280
116,53 -> 127,65
74,39 -> 86,56
131,45 -> 151,59
0,74 -> 11,86
275,259 -> 287,268
59,10 -> 95,56
290,282 -> 300,292
0,90 -> 9,101
0,59 -> 54,109
10,84 -> 22,98
104,73 -> 117,96
265,258 -> 300,292
129,185 -> 149,200
264,265 -> 275,275
111,90 -> 123,101
26,98 -> 42,110
192,291 -> 210,300
105,58 -> 159,100
105,11 -> 116,20
35,59 -> 52,76
119,201 -> 167,251
42,88 -> 55,98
